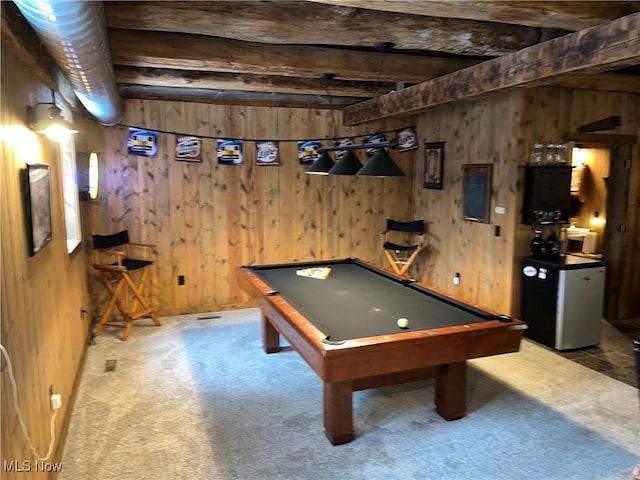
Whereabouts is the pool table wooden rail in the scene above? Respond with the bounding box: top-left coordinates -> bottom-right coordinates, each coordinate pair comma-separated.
237,261 -> 526,445
238,265 -> 525,383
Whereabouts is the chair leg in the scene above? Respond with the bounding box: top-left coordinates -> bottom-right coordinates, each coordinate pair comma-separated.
95,275 -> 127,337
123,270 -> 161,326
397,249 -> 421,276
95,269 -> 160,341
383,250 -> 403,275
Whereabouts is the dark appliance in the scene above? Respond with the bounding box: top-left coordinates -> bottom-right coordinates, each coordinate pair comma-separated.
522,165 -> 572,225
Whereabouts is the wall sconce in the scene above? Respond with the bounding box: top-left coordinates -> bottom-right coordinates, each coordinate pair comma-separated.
27,90 -> 79,142
88,151 -> 99,200
590,211 -> 605,228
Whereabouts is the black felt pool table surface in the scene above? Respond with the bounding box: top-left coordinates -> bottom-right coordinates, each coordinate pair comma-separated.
249,259 -> 497,342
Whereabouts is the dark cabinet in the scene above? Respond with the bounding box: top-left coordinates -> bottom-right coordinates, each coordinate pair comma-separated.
522,165 -> 572,225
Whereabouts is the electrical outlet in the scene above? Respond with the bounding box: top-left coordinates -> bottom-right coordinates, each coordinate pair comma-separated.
50,393 -> 62,410
453,273 -> 461,285
178,275 -> 185,286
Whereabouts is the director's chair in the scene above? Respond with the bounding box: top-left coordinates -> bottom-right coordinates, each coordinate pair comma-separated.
92,230 -> 161,341
380,219 -> 425,276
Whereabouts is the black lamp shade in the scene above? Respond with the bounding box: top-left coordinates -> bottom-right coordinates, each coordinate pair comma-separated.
328,150 -> 362,176
305,151 -> 335,175
356,148 -> 405,177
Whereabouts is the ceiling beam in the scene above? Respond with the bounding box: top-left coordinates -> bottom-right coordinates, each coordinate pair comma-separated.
343,12 -> 640,125
109,29 -> 480,84
307,0 -> 640,30
114,66 -> 393,97
118,85 -> 363,109
105,1 -> 546,56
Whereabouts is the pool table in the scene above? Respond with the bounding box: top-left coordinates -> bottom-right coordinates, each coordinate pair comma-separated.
238,258 -> 526,445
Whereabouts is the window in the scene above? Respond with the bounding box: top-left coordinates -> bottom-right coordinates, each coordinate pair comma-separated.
58,107 -> 82,253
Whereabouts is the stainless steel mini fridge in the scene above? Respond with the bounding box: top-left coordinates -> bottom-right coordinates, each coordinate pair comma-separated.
520,255 -> 605,350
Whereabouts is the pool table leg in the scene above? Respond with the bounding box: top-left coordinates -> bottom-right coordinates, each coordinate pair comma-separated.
435,361 -> 467,420
261,314 -> 281,353
323,381 -> 354,445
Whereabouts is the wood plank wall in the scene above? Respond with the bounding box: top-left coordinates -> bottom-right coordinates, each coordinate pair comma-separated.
1,47 -> 91,478
88,100 -> 415,318
410,93 -> 523,315
90,87 -> 640,324
409,87 -> 640,319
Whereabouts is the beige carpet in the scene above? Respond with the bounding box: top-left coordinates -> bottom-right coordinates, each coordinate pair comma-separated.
59,308 -> 639,480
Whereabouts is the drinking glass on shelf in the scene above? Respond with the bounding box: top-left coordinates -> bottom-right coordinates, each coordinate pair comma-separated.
556,143 -> 569,164
531,143 -> 544,164
545,143 -> 557,163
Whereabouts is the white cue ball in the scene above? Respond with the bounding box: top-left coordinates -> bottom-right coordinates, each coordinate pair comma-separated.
397,317 -> 409,328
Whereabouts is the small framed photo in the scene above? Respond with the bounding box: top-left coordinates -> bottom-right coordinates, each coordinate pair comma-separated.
423,142 -> 444,189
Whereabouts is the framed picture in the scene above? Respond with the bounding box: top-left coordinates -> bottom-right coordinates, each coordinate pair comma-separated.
423,142 -> 444,189
22,163 -> 53,256
462,163 -> 492,223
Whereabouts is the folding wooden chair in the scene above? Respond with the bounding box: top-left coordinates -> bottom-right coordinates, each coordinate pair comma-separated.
92,230 -> 161,341
380,219 -> 425,276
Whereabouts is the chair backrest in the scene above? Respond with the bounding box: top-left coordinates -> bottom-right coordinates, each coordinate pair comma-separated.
93,230 -> 130,249
386,219 -> 424,233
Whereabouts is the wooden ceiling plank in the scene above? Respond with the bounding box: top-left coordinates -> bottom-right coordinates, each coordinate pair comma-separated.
343,13 -> 640,125
307,0 -> 640,31
109,29 -> 480,84
114,66 -> 392,97
105,0 -> 544,56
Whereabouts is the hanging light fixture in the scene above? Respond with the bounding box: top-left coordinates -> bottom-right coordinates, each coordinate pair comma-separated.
305,73 -> 337,175
27,90 -> 79,142
356,147 -> 405,177
355,41 -> 404,177
305,150 -> 335,175
328,149 -> 363,176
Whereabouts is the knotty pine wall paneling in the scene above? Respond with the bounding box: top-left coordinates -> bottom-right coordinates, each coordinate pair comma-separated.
91,100 -> 414,318
1,46 -> 91,478
411,93 -> 523,316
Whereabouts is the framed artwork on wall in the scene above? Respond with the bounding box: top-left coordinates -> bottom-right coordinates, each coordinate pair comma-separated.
423,142 -> 444,189
22,163 -> 53,256
462,163 -> 492,223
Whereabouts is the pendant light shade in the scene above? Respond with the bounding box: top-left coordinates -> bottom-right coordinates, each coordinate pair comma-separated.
305,151 -> 335,175
328,150 -> 363,176
356,148 -> 405,177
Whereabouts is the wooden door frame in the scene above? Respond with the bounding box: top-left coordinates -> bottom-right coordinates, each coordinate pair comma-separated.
564,133 -> 638,320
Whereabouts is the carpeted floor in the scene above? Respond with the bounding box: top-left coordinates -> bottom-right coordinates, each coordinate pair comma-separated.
59,308 -> 639,480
